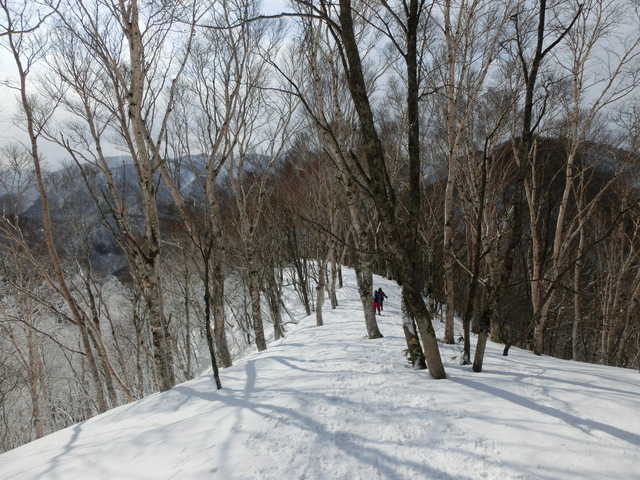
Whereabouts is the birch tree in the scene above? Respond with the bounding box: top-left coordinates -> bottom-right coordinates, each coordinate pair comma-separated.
293,11 -> 384,338
161,0 -> 283,369
290,0 -> 445,377
431,0 -> 517,345
547,0 -> 640,358
39,0 -> 205,390
1,0 -> 138,407
502,0 -> 640,357
472,0 -> 582,371
220,6 -> 295,349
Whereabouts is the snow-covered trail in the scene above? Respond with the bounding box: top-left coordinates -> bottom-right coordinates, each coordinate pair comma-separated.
1,272 -> 639,479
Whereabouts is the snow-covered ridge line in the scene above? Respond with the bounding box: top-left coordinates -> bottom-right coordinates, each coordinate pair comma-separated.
1,269 -> 638,479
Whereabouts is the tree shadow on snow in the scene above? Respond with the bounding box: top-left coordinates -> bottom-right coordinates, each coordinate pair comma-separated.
172,360 -> 458,479
449,376 -> 640,445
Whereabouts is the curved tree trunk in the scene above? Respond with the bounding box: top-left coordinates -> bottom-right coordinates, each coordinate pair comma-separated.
336,0 -> 446,378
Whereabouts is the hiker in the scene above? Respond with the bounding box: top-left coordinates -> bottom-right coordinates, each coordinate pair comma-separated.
373,289 -> 385,315
377,288 -> 388,311
373,293 -> 381,315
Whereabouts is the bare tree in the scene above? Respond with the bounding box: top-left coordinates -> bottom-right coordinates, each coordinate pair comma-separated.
222,9 -> 296,349
430,0 -> 517,345
546,0 -> 640,358
500,0 -> 640,357
321,0 -> 446,377
38,0 -> 210,391
160,0 -> 286,370
289,8 -> 384,338
594,200 -> 640,366
472,0 -> 582,371
0,0 -> 138,408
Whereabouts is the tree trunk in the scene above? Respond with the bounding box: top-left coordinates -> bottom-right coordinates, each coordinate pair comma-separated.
401,298 -> 426,369
248,250 -> 267,351
473,306 -> 493,372
122,0 -> 177,392
264,266 -> 285,340
203,248 -> 222,390
461,147 -> 490,365
337,0 -> 445,378
316,254 -> 329,327
442,0 -> 458,345
329,243 -> 339,309
26,330 -> 44,439
78,316 -> 108,412
355,255 -> 383,339
572,219 -> 586,362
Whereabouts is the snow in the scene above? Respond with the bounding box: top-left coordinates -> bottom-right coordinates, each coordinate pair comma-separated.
1,271 -> 639,480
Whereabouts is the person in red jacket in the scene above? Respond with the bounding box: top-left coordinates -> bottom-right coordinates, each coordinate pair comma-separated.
373,295 -> 381,315
373,288 -> 387,315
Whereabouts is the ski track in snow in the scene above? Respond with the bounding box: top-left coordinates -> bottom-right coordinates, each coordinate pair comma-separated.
229,295 -> 511,480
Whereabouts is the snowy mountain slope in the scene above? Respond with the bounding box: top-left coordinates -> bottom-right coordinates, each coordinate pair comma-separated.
1,271 -> 639,480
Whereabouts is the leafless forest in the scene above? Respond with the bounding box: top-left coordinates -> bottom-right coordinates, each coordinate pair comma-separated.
1,0 -> 640,452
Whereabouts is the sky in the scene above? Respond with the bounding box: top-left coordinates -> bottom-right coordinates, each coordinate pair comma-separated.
262,0 -> 289,14
0,0 -> 293,168
1,269 -> 639,480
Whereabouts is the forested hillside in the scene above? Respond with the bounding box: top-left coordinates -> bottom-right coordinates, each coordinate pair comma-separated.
1,0 -> 639,452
